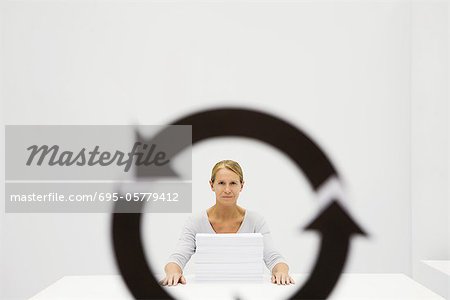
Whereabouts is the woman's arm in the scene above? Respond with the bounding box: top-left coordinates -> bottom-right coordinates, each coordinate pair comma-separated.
271,262 -> 295,285
255,214 -> 294,285
161,216 -> 197,286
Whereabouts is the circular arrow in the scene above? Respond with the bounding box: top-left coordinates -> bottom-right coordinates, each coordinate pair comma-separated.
112,107 -> 366,300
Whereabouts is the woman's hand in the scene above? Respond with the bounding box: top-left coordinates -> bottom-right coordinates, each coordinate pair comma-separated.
160,262 -> 186,286
271,262 -> 295,285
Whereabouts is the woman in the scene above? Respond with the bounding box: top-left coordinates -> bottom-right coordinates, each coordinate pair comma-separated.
160,160 -> 294,286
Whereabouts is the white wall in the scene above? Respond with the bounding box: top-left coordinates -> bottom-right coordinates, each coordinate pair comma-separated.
0,1 -> 441,299
411,1 -> 449,298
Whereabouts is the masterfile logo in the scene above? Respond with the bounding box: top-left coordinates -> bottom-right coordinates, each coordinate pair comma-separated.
4,125 -> 193,213
26,142 -> 170,172
5,125 -> 191,180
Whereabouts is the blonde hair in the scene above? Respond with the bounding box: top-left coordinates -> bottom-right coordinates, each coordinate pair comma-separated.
210,160 -> 244,183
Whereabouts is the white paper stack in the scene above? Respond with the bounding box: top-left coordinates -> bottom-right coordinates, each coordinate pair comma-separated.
194,233 -> 264,281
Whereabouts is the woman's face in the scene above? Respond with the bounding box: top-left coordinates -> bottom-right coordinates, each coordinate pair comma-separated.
209,168 -> 243,206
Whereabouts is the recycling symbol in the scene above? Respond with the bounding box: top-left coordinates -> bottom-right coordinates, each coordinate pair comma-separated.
112,107 -> 367,299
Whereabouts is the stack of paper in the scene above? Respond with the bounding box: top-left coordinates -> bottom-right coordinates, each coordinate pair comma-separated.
194,233 -> 264,281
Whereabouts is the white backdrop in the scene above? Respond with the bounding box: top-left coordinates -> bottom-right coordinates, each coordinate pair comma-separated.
410,2 -> 449,297
0,1 -> 448,299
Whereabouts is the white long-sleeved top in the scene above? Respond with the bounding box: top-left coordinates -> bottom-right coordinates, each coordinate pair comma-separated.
167,210 -> 287,272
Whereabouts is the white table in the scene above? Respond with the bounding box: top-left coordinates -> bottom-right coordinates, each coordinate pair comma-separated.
421,260 -> 450,299
423,260 -> 450,276
30,274 -> 444,300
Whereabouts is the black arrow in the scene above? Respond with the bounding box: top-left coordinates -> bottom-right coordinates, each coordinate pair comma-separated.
290,200 -> 367,300
112,198 -> 172,299
137,107 -> 337,189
